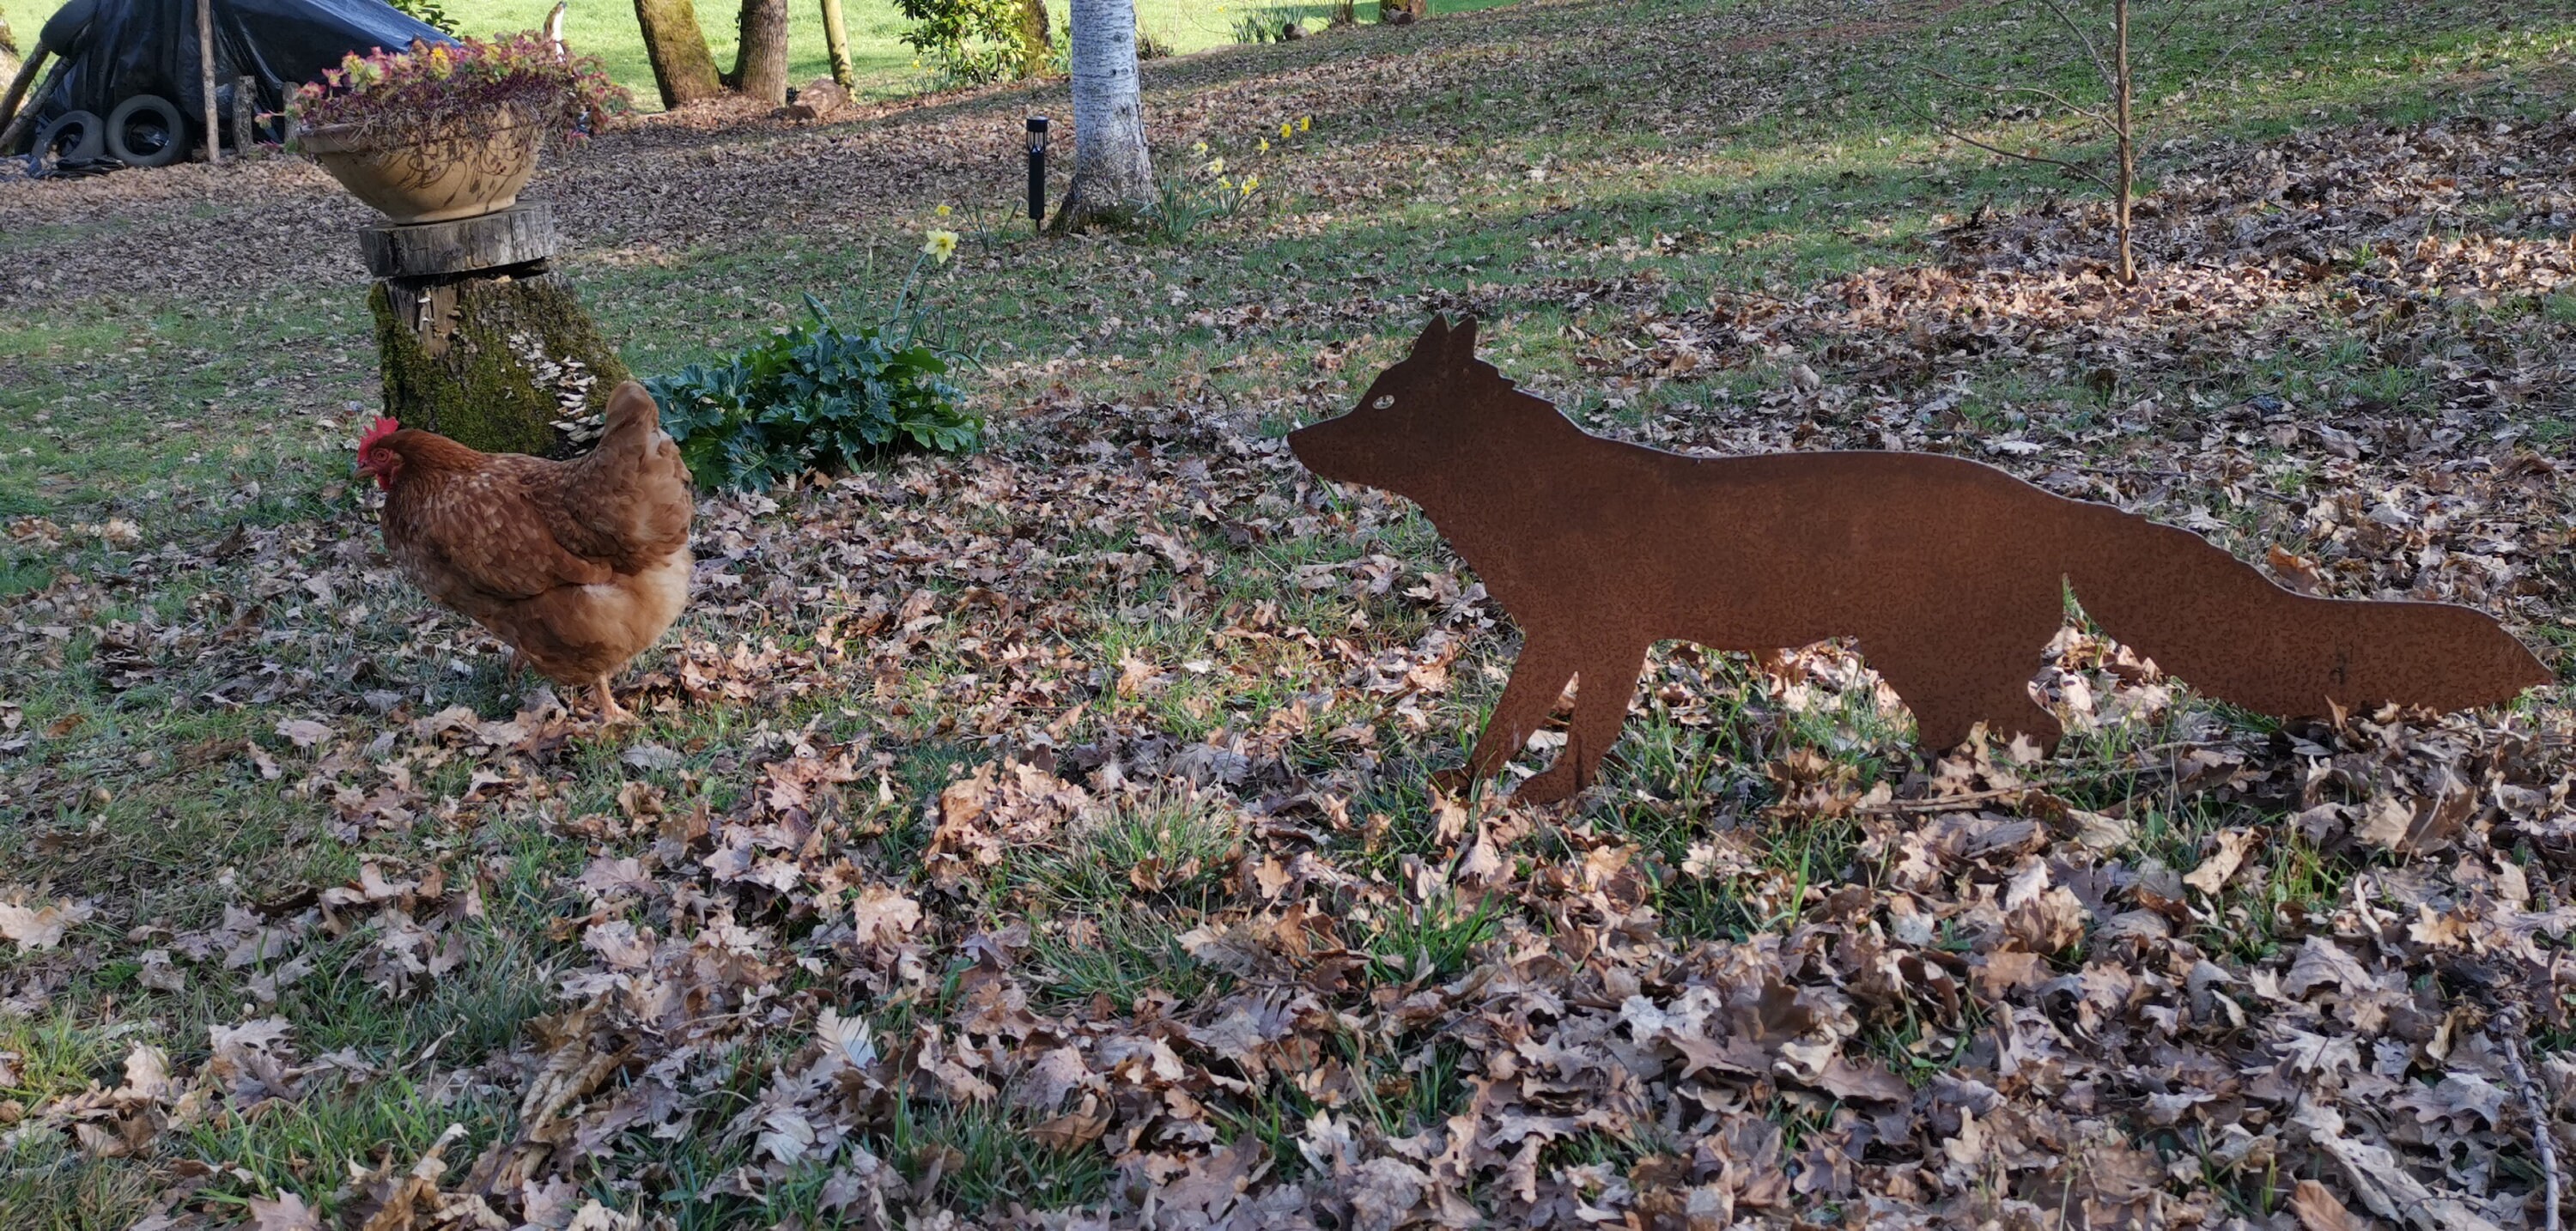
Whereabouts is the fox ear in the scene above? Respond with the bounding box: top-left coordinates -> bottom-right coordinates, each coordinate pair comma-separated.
1450,316 -> 1479,361
1407,315 -> 1452,363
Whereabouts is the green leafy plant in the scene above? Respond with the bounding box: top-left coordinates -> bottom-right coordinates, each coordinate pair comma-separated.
1146,156 -> 1249,240
286,33 -> 624,149
896,0 -> 1051,87
387,0 -> 459,36
1143,132 -> 1297,240
647,233 -> 981,491
1230,4 -> 1307,44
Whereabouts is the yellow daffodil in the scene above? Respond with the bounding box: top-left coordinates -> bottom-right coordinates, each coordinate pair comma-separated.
922,229 -> 959,263
1217,175 -> 1232,192
1257,137 -> 1270,153
1240,175 -> 1257,197
1279,121 -> 1292,139
1206,157 -> 1225,175
1193,140 -> 1209,155
1298,116 -> 1311,132
935,203 -> 951,216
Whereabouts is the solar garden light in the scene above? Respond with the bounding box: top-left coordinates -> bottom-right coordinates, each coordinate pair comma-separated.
1026,115 -> 1049,226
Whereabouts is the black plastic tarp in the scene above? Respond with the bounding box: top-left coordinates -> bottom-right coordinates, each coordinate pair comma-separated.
12,0 -> 453,155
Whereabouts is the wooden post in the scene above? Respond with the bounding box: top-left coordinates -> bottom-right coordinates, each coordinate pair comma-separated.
0,43 -> 50,153
231,75 -> 255,155
197,0 -> 220,165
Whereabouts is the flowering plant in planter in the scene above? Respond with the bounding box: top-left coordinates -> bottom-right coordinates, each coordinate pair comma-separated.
291,33 -> 623,149
289,34 -> 626,223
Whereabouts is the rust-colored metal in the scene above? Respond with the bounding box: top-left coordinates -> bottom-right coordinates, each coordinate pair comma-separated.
1289,316 -> 2552,804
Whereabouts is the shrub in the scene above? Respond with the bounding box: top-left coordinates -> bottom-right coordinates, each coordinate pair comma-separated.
897,0 -> 1051,87
286,33 -> 623,149
647,236 -> 981,491
387,0 -> 459,36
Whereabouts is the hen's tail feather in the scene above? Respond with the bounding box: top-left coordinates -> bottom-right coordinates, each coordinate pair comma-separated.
2063,501 -> 2549,719
555,382 -> 694,566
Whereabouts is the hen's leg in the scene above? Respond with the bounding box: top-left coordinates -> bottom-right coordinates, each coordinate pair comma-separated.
592,676 -> 633,723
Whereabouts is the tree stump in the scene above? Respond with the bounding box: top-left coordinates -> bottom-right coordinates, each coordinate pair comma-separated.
364,201 -> 630,458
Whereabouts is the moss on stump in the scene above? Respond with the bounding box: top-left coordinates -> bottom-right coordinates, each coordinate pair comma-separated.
370,274 -> 632,458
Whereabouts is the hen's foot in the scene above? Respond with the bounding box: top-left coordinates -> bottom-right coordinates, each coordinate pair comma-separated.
592,679 -> 635,725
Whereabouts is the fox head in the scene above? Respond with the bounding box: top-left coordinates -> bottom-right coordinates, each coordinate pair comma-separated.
1290,314 -> 1552,501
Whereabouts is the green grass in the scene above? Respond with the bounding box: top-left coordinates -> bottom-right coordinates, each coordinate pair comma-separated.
0,0 -> 1516,109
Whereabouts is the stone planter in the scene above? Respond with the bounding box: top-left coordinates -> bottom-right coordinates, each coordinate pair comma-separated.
300,112 -> 542,224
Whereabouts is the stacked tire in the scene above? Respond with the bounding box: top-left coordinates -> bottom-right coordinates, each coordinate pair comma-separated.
106,94 -> 185,167
27,94 -> 186,172
32,108 -> 102,163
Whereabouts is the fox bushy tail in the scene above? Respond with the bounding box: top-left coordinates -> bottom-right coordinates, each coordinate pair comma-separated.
2061,501 -> 2549,719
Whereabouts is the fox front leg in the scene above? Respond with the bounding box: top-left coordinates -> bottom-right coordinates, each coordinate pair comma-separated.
1435,636 -> 1583,797
1516,642 -> 1649,805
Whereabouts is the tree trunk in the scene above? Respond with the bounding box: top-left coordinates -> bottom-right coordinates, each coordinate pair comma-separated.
820,0 -> 855,88
1018,0 -> 1051,78
635,0 -> 725,107
374,275 -> 633,458
2111,0 -> 2136,286
1053,0 -> 1153,232
728,0 -> 791,104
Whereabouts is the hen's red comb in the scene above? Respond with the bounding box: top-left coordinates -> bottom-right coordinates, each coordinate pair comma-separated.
357,416 -> 402,451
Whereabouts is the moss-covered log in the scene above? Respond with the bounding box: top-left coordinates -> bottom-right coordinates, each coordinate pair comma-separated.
370,273 -> 631,458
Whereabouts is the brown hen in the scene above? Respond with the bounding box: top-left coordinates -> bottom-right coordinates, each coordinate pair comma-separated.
356,381 -> 694,719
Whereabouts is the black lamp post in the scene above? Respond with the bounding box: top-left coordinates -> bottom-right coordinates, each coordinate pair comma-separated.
1026,115 -> 1049,227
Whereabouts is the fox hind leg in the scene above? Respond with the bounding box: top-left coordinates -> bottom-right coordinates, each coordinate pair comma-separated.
1517,640 -> 1649,805
1867,615 -> 2062,756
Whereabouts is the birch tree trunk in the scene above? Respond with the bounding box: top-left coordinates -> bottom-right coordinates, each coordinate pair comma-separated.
635,0 -> 725,106
1053,0 -> 1153,231
729,0 -> 792,104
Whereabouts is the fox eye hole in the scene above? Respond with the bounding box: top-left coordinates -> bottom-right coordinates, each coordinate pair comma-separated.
1371,395 -> 1395,409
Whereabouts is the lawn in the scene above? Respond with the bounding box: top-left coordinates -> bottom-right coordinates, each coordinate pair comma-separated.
2,0 -> 2574,1226
0,0 -> 1516,107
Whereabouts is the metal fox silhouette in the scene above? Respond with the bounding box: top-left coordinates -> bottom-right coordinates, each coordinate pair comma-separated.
1289,315 -> 2551,804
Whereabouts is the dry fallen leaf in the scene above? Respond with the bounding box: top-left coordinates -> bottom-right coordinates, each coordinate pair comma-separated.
246,1192 -> 324,1231
0,894 -> 94,951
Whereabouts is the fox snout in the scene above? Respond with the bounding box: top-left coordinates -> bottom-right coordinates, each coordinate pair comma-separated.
1288,411 -> 1381,489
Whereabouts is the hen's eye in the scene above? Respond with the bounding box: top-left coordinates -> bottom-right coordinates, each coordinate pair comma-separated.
1372,395 -> 1395,409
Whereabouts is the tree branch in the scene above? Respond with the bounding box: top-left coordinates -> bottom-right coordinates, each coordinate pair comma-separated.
2032,0 -> 2116,90
1923,66 -> 2117,133
1903,96 -> 2118,195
